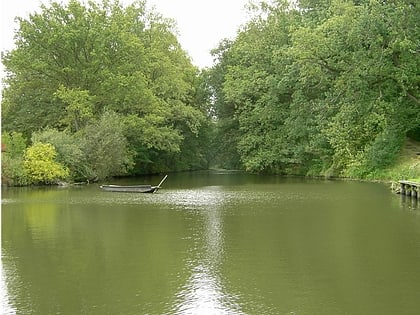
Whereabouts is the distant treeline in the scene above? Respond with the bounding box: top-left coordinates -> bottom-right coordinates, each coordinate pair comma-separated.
2,0 -> 419,185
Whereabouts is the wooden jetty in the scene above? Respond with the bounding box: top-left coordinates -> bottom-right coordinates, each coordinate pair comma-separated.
399,180 -> 420,199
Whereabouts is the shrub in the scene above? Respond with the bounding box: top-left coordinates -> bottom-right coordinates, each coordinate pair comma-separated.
32,128 -> 88,181
78,111 -> 134,180
364,129 -> 405,171
23,143 -> 69,184
1,132 -> 28,185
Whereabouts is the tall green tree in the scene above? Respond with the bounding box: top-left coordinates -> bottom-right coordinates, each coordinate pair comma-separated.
211,1 -> 302,173
2,0 -> 208,175
292,0 -> 420,175
209,0 -> 419,176
207,39 -> 242,169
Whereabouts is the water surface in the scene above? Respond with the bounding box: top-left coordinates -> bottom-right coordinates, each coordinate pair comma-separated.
2,171 -> 420,314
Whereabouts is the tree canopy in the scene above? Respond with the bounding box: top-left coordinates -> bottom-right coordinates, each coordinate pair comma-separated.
2,0 -> 211,180
2,0 -> 419,184
208,0 -> 419,177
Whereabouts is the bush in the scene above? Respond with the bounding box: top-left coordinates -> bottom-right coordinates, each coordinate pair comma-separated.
1,155 -> 28,186
32,128 -> 88,181
23,143 -> 69,184
365,129 -> 405,171
78,111 -> 134,180
1,132 -> 28,185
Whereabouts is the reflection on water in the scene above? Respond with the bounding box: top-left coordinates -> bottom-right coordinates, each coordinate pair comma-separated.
174,188 -> 244,315
175,263 -> 243,315
399,195 -> 419,211
3,173 -> 420,315
1,196 -> 15,315
1,251 -> 16,315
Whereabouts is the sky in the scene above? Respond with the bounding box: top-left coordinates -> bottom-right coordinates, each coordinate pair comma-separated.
0,0 -> 251,69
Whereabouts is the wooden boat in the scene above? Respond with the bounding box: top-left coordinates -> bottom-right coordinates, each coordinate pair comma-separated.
100,175 -> 168,193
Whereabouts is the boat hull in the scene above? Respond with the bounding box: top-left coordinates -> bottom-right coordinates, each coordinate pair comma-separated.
100,185 -> 158,193
100,175 -> 167,193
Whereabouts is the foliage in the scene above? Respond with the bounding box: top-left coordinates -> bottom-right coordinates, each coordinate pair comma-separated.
2,0 -> 419,183
1,131 -> 27,157
23,143 -> 69,184
380,139 -> 420,181
1,132 -> 28,185
78,111 -> 134,181
208,0 -> 420,178
1,0 -> 209,180
31,128 -> 87,181
54,86 -> 95,132
407,126 -> 420,141
206,40 -> 242,169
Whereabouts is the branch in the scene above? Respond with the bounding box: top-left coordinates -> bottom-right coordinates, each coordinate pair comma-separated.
407,92 -> 420,105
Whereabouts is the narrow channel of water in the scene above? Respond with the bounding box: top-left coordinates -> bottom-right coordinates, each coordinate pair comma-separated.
2,171 -> 420,314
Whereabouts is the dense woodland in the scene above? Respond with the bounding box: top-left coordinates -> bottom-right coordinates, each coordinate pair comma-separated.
2,0 -> 419,185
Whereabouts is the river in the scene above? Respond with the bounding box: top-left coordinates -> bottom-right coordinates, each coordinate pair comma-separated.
1,171 -> 420,314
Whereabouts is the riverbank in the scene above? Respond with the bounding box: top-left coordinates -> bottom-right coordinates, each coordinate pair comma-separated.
3,138 -> 419,188
365,138 -> 420,182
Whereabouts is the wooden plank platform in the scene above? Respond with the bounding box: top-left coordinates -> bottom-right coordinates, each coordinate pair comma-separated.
399,180 -> 420,199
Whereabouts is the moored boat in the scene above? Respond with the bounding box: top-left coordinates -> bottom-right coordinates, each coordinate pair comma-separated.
100,175 -> 168,193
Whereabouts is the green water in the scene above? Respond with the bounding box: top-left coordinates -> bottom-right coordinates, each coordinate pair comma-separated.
2,171 -> 420,315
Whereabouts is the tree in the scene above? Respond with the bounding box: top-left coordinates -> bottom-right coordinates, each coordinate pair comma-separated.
209,0 -> 419,177
2,0 -> 208,175
211,2 -> 300,172
292,0 -> 419,175
207,40 -> 242,169
54,86 -> 95,132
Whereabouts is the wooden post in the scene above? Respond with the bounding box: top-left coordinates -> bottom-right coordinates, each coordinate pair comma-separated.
400,183 -> 406,195
157,174 -> 168,188
399,181 -> 420,199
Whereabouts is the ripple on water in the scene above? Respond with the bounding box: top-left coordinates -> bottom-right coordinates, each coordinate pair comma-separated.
53,183 -> 347,212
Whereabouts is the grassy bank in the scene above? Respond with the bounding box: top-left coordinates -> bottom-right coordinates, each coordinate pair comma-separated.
370,138 -> 420,182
